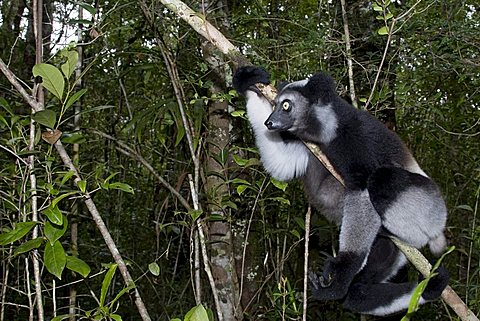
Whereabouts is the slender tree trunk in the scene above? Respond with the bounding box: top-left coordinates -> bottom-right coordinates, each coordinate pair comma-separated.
200,2 -> 243,319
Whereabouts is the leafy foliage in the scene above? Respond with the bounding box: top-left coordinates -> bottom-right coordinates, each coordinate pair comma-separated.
0,0 -> 479,320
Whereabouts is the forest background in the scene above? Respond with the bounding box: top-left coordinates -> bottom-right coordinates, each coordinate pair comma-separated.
0,0 -> 479,320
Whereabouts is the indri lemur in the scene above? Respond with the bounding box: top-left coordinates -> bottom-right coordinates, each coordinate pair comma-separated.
233,66 -> 448,316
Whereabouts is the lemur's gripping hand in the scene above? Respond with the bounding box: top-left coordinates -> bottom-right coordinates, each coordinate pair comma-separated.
232,66 -> 270,96
309,254 -> 361,300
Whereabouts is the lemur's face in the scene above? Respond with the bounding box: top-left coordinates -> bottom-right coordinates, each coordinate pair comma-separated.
264,81 -> 310,133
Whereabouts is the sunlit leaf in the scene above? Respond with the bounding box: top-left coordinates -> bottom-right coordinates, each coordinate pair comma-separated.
32,63 -> 65,99
184,304 -> 209,321
148,262 -> 160,276
377,26 -> 389,35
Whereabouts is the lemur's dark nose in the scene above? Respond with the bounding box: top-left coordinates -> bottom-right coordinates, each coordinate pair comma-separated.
265,120 -> 274,130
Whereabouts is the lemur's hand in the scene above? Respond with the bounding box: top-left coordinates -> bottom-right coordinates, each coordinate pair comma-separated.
233,66 -> 270,96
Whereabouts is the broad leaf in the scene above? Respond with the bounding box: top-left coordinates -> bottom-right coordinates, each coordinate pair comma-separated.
148,262 -> 160,276
0,221 -> 38,245
184,304 -> 209,321
32,63 -> 65,100
43,205 -> 63,225
14,237 -> 44,256
44,217 -> 68,245
66,256 -> 91,278
44,240 -> 66,279
32,109 -> 57,129
377,26 -> 389,35
61,51 -> 79,79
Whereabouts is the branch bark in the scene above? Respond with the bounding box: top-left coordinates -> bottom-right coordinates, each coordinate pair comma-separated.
157,1 -> 478,320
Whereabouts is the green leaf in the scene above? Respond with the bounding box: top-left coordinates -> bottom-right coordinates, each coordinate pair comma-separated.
14,237 -> 44,256
231,178 -> 251,185
44,217 -> 68,245
373,3 -> 383,11
100,264 -> 118,307
149,262 -> 160,276
61,50 -> 79,79
270,177 -> 288,191
68,19 -> 93,26
109,282 -> 135,308
78,180 -> 87,193
0,221 -> 38,245
32,63 -> 65,99
184,304 -> 209,321
110,314 -> 122,321
79,2 -> 97,15
108,182 -> 134,194
66,256 -> 91,278
43,205 -> 63,225
456,204 -> 473,211
230,110 -> 246,118
65,88 -> 87,111
385,12 -> 394,20
52,191 -> 77,208
290,229 -> 301,239
32,109 -> 57,129
61,171 -> 76,185
377,26 -> 389,35
232,155 -> 249,166
44,240 -> 66,279
188,209 -> 203,221
236,184 -> 248,195
62,133 -> 86,144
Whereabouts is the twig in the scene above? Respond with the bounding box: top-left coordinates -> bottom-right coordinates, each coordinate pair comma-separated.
188,175 -> 224,321
32,0 -> 45,319
339,0 -> 357,108
364,18 -> 395,110
302,206 -> 312,321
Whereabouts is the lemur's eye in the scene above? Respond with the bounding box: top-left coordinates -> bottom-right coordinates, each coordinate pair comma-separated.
282,100 -> 291,111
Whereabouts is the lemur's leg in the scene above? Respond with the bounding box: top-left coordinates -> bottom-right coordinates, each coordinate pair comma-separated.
310,189 -> 381,300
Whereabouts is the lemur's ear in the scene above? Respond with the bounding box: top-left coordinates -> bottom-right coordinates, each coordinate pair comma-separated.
277,81 -> 290,92
300,72 -> 337,103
